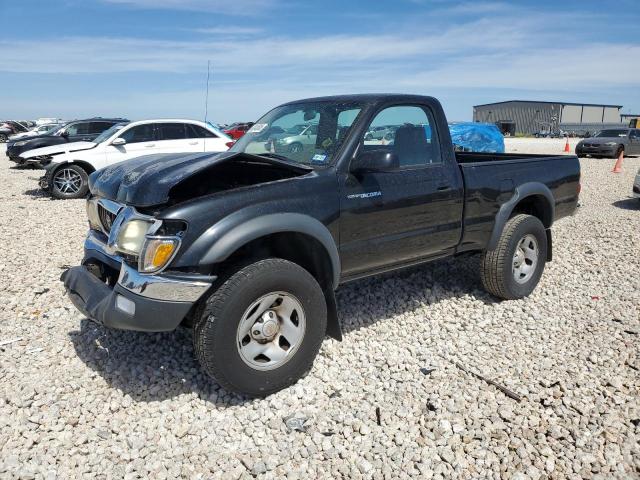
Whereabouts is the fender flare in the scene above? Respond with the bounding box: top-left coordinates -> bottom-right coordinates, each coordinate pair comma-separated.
487,182 -> 555,251
198,212 -> 341,289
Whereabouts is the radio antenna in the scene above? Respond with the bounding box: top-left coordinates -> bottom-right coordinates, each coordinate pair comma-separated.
204,60 -> 211,123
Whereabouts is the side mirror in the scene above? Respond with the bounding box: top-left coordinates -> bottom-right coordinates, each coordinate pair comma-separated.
111,137 -> 126,146
351,150 -> 399,173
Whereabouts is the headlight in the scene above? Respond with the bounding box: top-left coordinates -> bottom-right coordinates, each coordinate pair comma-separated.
116,219 -> 152,255
14,140 -> 27,146
139,237 -> 180,273
604,142 -> 617,146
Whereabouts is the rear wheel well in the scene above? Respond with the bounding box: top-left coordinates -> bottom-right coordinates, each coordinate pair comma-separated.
511,195 -> 552,228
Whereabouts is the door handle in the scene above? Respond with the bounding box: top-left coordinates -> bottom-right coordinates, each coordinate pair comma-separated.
189,141 -> 199,145
145,144 -> 156,147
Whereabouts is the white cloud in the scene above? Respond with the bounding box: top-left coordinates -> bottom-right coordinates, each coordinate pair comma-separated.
192,26 -> 263,35
2,6 -> 638,120
0,18 -> 530,74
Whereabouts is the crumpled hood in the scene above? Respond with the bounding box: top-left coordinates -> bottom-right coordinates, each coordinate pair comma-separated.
89,151 -> 311,207
21,141 -> 96,159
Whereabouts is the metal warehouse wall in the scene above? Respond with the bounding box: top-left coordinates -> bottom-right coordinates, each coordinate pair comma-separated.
473,102 -> 563,135
473,102 -> 622,135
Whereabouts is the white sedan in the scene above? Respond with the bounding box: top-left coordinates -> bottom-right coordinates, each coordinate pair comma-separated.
21,119 -> 232,199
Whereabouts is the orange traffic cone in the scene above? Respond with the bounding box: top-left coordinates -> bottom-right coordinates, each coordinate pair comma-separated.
612,149 -> 623,173
563,138 -> 570,153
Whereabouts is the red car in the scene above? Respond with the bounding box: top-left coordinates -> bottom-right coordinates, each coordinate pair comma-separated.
223,122 -> 254,140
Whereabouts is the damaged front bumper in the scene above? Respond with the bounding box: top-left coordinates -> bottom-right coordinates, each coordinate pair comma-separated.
61,231 -> 215,331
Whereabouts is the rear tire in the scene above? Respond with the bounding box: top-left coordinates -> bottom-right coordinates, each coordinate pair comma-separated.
50,164 -> 89,200
193,258 -> 327,397
480,214 -> 547,300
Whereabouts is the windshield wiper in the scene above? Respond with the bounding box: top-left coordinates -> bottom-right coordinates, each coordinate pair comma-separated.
256,152 -> 293,161
255,153 -> 314,170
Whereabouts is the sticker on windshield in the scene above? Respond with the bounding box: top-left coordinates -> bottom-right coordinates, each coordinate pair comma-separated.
311,154 -> 327,164
248,123 -> 268,133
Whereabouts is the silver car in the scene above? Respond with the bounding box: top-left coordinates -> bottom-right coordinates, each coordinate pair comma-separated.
275,124 -> 318,153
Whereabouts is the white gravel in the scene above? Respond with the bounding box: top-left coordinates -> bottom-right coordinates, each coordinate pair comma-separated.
1,142 -> 639,479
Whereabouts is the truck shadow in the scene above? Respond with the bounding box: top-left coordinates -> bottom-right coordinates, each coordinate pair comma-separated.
68,254 -> 493,406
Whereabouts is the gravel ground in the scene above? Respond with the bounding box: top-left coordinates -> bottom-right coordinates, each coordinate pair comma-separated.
0,140 -> 639,479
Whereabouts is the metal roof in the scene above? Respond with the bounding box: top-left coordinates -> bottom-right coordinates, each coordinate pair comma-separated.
473,100 -> 623,109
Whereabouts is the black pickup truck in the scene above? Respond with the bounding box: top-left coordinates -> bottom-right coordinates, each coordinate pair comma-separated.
61,94 -> 580,396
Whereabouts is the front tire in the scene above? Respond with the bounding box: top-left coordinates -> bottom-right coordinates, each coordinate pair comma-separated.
288,142 -> 303,154
480,214 -> 547,300
193,258 -> 327,397
613,146 -> 624,159
50,164 -> 89,199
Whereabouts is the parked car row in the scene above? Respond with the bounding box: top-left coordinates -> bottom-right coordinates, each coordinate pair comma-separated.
223,122 -> 255,139
0,120 -> 32,142
7,117 -> 233,199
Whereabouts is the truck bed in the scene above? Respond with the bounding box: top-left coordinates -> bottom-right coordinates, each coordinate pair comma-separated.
455,152 -> 581,254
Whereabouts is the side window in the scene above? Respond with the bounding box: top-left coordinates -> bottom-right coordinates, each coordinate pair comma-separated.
89,122 -> 114,134
65,122 -> 91,136
363,105 -> 441,167
119,124 -> 155,144
156,123 -> 186,141
186,124 -> 217,138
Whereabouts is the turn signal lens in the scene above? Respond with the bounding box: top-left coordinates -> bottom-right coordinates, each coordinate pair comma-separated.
140,238 -> 179,273
152,243 -> 175,267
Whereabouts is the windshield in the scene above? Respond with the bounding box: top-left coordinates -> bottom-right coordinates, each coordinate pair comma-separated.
92,123 -> 128,144
230,101 -> 363,167
595,129 -> 628,138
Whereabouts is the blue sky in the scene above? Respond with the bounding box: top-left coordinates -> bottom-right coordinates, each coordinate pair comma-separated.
1,0 -> 639,123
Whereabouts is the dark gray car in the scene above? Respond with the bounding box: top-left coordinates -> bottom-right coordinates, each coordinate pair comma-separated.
575,128 -> 640,158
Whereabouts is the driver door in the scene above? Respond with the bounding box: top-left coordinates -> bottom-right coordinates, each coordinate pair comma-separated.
103,123 -> 156,168
339,104 -> 463,276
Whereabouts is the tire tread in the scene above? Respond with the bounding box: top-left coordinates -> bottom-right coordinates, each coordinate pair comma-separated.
193,258 -> 325,396
480,214 -> 537,300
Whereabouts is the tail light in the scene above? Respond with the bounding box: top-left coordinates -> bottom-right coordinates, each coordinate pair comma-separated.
225,141 -> 235,148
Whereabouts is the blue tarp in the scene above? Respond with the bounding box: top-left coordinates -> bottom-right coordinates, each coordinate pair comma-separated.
448,122 -> 505,153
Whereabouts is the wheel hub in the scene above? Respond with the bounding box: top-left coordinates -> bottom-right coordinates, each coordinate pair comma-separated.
512,234 -> 539,284
237,291 -> 307,371
251,310 -> 280,341
513,249 -> 525,267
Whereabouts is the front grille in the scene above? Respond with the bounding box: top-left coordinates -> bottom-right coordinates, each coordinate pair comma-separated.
98,204 -> 118,234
